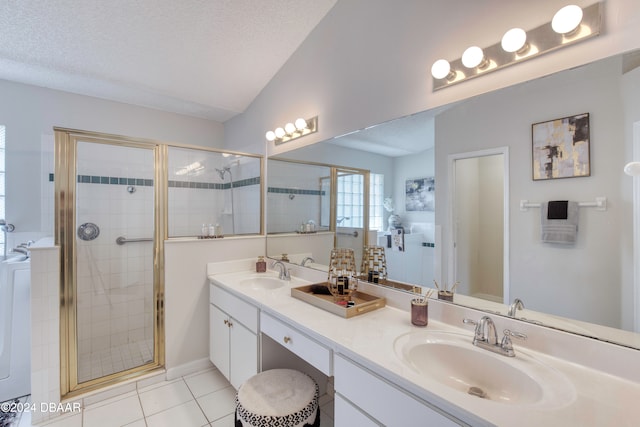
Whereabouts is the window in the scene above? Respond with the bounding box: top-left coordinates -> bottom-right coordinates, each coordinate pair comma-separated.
369,173 -> 384,231
336,172 -> 363,228
0,126 -> 5,257
335,171 -> 384,231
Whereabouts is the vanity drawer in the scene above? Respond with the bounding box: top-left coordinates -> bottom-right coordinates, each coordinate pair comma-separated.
334,354 -> 460,426
210,283 -> 259,334
260,312 -> 332,376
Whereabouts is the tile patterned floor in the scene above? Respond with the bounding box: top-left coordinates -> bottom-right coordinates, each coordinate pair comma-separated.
3,367 -> 334,427
77,339 -> 154,383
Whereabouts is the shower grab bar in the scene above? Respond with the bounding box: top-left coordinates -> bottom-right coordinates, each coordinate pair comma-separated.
337,231 -> 359,237
116,236 -> 153,245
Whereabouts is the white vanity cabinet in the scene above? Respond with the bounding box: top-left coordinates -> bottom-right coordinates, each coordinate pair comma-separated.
261,312 -> 332,376
209,283 -> 259,390
334,354 -> 463,426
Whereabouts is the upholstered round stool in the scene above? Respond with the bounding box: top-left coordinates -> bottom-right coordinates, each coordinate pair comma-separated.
235,369 -> 319,427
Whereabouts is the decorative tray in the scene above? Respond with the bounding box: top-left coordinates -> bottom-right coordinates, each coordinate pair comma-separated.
357,275 -> 416,292
291,283 -> 386,318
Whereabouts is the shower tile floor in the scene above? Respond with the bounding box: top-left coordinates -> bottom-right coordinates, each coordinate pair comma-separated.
77,339 -> 154,383
3,367 -> 334,427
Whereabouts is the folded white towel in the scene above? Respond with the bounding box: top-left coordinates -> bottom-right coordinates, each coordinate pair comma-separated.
541,201 -> 579,244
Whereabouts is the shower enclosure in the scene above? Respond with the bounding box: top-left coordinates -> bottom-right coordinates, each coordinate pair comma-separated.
55,129 -> 263,397
167,147 -> 261,237
55,129 -> 166,396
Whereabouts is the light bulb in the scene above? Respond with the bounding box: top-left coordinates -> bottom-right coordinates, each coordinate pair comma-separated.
501,28 -> 528,53
431,59 -> 452,80
265,131 -> 276,142
462,46 -> 486,69
275,127 -> 285,139
284,122 -> 296,134
624,162 -> 640,176
295,118 -> 307,130
552,5 -> 583,34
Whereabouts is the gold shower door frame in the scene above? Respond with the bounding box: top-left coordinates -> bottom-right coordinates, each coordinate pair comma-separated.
54,128 -> 167,398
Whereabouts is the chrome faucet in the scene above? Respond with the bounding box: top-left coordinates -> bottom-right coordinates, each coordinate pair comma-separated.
301,256 -> 315,267
507,298 -> 525,317
271,260 -> 291,281
463,315 -> 527,357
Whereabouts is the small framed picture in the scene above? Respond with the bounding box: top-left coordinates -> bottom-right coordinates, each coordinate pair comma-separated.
405,177 -> 435,211
531,113 -> 590,180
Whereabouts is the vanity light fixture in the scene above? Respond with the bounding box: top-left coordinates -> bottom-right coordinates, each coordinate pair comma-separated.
175,161 -> 204,176
461,46 -> 488,69
624,162 -> 640,177
501,28 -> 529,54
430,59 -> 456,81
552,4 -> 584,35
431,2 -> 601,90
265,116 -> 318,145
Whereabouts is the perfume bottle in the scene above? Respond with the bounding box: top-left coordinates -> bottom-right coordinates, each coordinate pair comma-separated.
256,256 -> 266,273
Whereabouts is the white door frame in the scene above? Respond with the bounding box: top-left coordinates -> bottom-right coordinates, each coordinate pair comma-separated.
633,121 -> 640,332
447,147 -> 510,304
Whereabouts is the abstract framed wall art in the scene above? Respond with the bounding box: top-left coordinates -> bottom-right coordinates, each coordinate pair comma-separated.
531,113 -> 590,180
405,177 -> 435,211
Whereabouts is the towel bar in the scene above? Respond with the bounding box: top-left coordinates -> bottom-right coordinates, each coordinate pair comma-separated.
519,197 -> 607,212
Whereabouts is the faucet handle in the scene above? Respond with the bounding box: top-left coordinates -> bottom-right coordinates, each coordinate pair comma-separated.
503,329 -> 527,340
501,329 -> 527,355
462,318 -> 483,340
462,318 -> 477,326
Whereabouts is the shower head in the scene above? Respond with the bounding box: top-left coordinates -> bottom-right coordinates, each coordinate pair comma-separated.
216,166 -> 231,180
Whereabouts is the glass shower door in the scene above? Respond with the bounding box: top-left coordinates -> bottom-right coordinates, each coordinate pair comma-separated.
73,140 -> 158,386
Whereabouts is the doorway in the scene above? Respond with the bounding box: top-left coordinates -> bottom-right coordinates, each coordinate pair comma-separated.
449,148 -> 509,304
55,129 -> 166,397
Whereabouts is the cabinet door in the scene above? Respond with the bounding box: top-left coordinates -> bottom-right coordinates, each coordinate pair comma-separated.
334,354 -> 461,426
210,304 -> 230,380
229,320 -> 258,390
334,394 -> 381,427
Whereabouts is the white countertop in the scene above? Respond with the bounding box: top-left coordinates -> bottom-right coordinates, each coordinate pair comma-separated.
208,266 -> 640,427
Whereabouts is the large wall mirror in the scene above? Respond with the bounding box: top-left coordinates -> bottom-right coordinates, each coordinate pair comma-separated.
266,49 -> 640,351
266,159 -> 370,268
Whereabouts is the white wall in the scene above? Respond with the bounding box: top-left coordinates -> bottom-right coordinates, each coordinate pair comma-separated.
0,78 -> 224,239
435,55 -> 628,328
392,148 -> 435,237
225,0 -> 640,156
163,237 -> 265,372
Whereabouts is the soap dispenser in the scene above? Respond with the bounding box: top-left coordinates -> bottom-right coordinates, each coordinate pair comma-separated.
256,256 -> 266,273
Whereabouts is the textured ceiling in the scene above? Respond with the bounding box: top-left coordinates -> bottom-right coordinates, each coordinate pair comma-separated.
0,0 -> 337,121
330,105 -> 454,157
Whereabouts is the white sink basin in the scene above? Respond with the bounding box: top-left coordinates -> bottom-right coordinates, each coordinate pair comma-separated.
394,331 -> 575,408
238,275 -> 287,290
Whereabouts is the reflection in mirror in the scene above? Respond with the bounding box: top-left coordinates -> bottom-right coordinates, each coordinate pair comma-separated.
167,147 -> 261,237
450,150 -> 507,304
335,168 -> 368,266
267,127 -> 435,289
266,159 -> 334,266
267,50 -> 640,350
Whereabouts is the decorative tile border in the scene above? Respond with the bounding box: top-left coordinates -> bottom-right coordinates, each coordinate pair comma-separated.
268,187 -> 325,196
48,174 -> 260,190
77,175 -> 154,186
168,176 -> 260,189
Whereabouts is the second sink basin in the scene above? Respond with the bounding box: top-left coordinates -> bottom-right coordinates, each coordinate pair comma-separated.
238,275 -> 287,290
394,330 -> 575,409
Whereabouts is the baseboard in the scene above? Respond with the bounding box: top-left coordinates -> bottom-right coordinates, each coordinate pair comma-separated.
165,358 -> 214,380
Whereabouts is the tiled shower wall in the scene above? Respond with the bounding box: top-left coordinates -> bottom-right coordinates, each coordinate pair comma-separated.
75,143 -> 155,381
168,149 -> 261,237
267,160 -> 329,233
